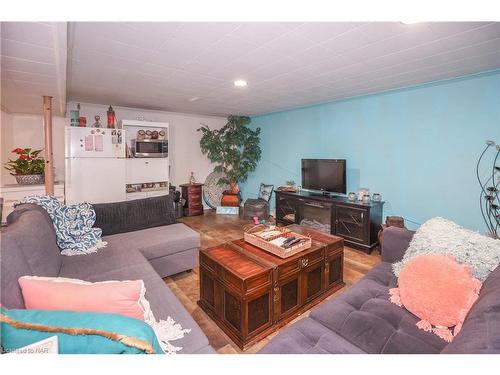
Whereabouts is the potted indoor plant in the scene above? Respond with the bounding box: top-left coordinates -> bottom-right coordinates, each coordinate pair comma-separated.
198,115 -> 261,199
4,147 -> 45,185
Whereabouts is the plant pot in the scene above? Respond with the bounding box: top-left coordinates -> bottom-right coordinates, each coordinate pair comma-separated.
15,174 -> 45,185
221,191 -> 240,207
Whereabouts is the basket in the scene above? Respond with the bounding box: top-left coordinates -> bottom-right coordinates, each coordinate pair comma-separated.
243,224 -> 312,258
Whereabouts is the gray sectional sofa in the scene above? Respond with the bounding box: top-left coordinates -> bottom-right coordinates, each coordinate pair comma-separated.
1,195 -> 215,354
4,195 -> 499,355
260,227 -> 500,354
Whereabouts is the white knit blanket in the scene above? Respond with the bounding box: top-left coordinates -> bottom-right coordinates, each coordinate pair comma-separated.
393,217 -> 500,282
139,282 -> 191,354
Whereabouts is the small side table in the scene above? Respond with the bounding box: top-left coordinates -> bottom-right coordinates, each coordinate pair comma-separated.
180,183 -> 204,216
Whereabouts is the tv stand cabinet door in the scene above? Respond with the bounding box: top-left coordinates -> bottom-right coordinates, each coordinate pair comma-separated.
334,204 -> 369,245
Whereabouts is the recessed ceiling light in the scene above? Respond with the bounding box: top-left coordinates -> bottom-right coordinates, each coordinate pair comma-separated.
400,20 -> 421,25
234,79 -> 247,87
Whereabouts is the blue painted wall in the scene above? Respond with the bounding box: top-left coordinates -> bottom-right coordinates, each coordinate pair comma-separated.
241,70 -> 500,232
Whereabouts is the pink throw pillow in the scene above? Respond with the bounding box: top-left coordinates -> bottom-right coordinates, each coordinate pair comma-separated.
389,254 -> 482,342
18,276 -> 146,320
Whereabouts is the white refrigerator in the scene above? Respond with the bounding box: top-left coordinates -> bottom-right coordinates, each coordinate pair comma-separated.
65,127 -> 127,204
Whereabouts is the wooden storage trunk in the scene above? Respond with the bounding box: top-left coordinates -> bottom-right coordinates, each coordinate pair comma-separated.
198,224 -> 344,350
199,243 -> 274,349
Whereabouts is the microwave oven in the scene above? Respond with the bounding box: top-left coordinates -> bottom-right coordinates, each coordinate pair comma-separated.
132,139 -> 168,158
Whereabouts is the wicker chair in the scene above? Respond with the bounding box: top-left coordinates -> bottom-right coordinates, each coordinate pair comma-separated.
243,183 -> 274,220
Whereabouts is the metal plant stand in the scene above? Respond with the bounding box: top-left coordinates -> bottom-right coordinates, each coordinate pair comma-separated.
476,140 -> 500,238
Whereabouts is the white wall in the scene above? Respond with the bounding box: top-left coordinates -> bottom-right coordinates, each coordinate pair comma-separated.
1,104 -> 226,190
0,111 -> 13,186
68,102 -> 226,187
1,111 -> 66,185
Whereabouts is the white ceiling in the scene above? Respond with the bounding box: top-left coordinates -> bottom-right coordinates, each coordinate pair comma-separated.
1,22 -> 67,115
2,22 -> 500,117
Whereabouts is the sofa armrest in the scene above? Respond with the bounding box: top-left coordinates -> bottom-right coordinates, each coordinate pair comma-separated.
93,194 -> 177,236
381,227 -> 415,263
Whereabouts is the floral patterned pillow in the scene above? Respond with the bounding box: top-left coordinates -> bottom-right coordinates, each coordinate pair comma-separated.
15,195 -> 106,256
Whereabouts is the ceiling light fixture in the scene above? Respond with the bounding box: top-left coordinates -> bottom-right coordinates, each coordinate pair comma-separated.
234,79 -> 248,87
400,20 -> 421,25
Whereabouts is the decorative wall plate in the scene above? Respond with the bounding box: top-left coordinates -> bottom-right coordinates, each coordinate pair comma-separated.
203,171 -> 230,209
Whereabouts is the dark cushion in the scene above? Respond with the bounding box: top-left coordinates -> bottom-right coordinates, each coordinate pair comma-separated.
441,264 -> 500,353
309,262 -> 446,353
259,317 -> 365,354
244,198 -> 268,208
93,195 -> 176,236
1,204 -> 62,308
243,198 -> 269,219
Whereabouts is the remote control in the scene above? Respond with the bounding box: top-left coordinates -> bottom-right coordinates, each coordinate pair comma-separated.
283,238 -> 301,248
282,236 -> 295,246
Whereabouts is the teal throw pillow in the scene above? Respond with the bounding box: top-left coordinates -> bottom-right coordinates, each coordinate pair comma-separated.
0,307 -> 164,354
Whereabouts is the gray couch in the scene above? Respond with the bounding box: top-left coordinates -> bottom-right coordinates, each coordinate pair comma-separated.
260,227 -> 500,354
0,196 -> 215,354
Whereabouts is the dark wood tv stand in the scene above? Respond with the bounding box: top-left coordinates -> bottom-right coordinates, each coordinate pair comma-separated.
275,190 -> 384,253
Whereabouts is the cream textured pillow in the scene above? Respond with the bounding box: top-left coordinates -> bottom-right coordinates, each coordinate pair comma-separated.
392,217 -> 500,282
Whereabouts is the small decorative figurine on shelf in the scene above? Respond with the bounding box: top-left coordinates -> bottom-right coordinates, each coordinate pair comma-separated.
357,187 -> 369,201
189,171 -> 196,184
253,216 -> 260,225
107,105 -> 116,129
92,115 -> 102,128
79,116 -> 86,127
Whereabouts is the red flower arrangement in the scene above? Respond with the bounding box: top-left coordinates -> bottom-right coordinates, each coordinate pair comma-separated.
4,147 -> 45,175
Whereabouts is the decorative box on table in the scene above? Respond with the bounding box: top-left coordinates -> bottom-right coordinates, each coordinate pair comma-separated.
198,224 -> 344,350
243,224 -> 312,258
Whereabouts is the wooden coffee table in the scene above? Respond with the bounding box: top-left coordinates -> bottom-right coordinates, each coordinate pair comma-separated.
198,224 -> 344,350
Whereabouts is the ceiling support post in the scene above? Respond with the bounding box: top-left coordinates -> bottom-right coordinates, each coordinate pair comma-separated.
42,96 -> 55,196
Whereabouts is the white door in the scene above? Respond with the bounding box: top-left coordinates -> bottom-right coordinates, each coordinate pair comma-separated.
65,158 -> 126,204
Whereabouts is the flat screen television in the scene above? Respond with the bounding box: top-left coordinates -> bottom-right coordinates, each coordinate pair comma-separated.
301,159 -> 346,194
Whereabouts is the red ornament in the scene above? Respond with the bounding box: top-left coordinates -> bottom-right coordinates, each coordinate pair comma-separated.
19,154 -> 29,160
